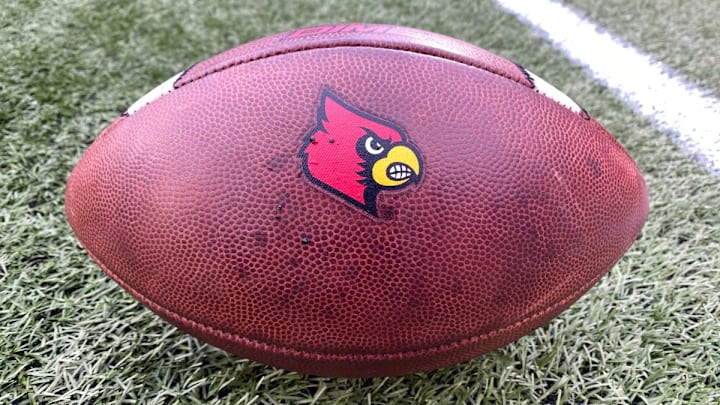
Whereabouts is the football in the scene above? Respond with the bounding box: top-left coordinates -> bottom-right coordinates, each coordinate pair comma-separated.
65,23 -> 648,378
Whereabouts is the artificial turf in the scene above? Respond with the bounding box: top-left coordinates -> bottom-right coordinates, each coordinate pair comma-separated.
561,0 -> 720,98
1,0 -> 718,403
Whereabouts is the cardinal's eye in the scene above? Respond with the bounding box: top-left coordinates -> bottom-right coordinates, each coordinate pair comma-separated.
364,137 -> 385,155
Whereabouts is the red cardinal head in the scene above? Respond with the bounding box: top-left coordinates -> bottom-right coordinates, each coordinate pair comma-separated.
299,90 -> 422,216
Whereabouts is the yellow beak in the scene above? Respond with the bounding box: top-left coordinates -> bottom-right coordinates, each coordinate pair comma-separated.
371,145 -> 421,187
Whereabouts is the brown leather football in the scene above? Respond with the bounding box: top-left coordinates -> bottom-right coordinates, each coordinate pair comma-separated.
65,24 -> 648,377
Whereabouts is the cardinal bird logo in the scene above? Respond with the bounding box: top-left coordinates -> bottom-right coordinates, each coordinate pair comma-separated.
299,90 -> 423,217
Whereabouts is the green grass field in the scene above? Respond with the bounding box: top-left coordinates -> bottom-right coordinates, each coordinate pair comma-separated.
561,0 -> 720,97
2,0 -> 718,403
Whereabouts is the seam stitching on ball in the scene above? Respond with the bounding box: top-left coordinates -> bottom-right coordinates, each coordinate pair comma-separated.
85,239 -> 604,361
86,38 -> 613,364
176,43 -> 532,91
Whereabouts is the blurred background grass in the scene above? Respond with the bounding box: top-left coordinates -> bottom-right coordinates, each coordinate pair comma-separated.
1,0 -> 718,403
562,0 -> 720,97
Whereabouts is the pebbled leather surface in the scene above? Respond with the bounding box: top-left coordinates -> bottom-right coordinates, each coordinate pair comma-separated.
65,24 -> 648,377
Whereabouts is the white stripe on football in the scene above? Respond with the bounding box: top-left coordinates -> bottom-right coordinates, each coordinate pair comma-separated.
126,71 -> 184,115
525,69 -> 583,114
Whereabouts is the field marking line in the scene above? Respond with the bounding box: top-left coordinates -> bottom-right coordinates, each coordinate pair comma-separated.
494,0 -> 720,174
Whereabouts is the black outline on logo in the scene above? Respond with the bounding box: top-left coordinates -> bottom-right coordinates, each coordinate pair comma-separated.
298,89 -> 423,217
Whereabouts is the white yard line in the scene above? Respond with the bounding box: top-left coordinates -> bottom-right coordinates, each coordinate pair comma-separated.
494,0 -> 720,174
